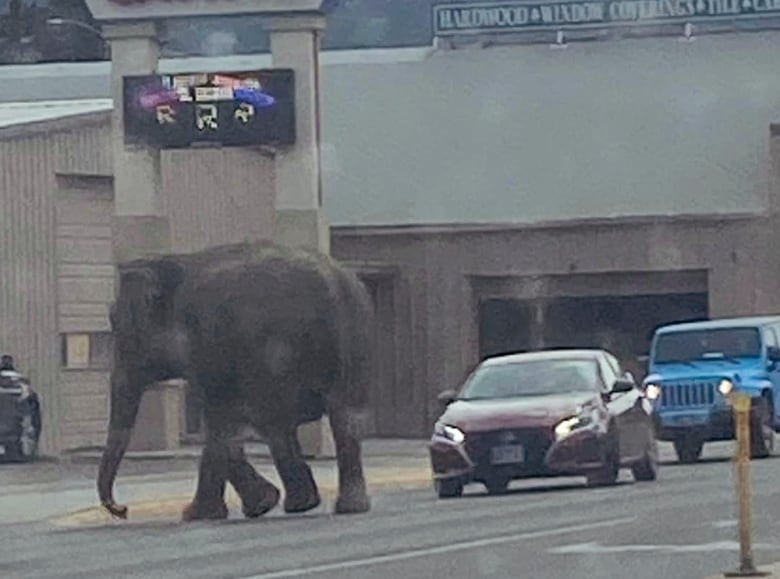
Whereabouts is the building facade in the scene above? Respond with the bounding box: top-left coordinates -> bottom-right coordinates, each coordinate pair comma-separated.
3,25 -> 780,450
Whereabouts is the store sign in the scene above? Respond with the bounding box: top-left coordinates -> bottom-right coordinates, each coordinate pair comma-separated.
433,0 -> 780,36
123,69 -> 296,148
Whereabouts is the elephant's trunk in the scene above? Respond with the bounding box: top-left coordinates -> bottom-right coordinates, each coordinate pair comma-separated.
97,427 -> 132,518
97,372 -> 143,519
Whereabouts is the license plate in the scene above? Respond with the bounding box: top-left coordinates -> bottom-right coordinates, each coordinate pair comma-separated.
491,444 -> 525,465
0,445 -> 5,456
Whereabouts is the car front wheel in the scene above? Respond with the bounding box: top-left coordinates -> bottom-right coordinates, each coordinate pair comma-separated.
587,435 -> 620,487
674,438 -> 703,464
435,479 -> 464,499
631,438 -> 659,482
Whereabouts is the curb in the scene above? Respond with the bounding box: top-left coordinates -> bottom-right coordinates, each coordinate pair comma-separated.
49,469 -> 433,529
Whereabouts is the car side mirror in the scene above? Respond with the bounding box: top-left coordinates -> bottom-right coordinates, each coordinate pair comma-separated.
437,389 -> 458,405
611,376 -> 635,394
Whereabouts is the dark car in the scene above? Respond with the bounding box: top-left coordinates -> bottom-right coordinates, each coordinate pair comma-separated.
429,349 -> 658,498
0,370 -> 42,462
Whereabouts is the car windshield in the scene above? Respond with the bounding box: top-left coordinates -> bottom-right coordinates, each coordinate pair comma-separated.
654,327 -> 762,363
458,358 -> 600,400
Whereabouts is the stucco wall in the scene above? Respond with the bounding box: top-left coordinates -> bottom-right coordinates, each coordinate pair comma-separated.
321,32 -> 778,225
332,213 -> 776,435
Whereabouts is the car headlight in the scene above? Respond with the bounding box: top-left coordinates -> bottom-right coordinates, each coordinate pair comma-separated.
554,407 -> 598,441
645,383 -> 662,401
434,423 -> 465,444
718,379 -> 734,396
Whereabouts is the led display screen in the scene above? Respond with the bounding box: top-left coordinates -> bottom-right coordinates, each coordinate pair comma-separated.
123,69 -> 295,148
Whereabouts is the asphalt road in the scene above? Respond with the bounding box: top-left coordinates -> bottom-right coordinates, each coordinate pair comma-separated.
3,443 -> 780,579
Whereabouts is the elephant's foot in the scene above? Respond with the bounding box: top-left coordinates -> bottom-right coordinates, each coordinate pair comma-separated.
334,485 -> 371,515
181,499 -> 229,522
278,461 -> 321,514
283,487 -> 321,514
241,482 -> 281,519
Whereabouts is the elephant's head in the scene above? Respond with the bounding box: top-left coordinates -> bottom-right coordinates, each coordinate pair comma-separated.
98,256 -> 188,518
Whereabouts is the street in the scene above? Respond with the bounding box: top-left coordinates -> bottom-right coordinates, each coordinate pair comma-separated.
1,442 -> 780,578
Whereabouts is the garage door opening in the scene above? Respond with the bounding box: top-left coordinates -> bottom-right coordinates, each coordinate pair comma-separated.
478,299 -> 532,360
477,293 -> 708,379
545,293 -> 708,380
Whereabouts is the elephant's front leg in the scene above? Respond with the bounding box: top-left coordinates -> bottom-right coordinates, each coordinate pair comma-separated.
226,443 -> 281,518
264,428 -> 321,514
328,403 -> 371,515
182,433 -> 230,521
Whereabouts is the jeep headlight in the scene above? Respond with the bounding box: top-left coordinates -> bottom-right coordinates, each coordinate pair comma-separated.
645,383 -> 662,401
554,407 -> 598,441
718,379 -> 734,396
434,422 -> 465,444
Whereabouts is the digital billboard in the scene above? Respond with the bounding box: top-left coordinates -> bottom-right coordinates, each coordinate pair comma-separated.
123,69 -> 296,148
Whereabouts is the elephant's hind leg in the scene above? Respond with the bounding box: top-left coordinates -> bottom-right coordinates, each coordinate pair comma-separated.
328,403 -> 370,515
226,443 -> 281,518
264,428 -> 321,514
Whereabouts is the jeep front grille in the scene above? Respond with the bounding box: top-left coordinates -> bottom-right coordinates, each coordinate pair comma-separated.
660,380 -> 716,408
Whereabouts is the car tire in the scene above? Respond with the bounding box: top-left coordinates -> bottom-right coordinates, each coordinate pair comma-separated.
750,397 -> 774,460
673,438 -> 703,464
7,402 -> 41,463
484,475 -> 511,495
631,438 -> 659,482
587,435 -> 620,487
435,479 -> 463,499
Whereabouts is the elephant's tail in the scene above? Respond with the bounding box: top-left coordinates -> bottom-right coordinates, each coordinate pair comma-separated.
332,265 -> 374,410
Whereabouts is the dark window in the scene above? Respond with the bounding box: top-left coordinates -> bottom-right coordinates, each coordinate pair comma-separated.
61,332 -> 113,370
654,327 -> 762,363
460,358 -> 600,400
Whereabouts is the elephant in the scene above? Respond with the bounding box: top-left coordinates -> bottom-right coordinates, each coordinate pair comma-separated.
97,240 -> 375,521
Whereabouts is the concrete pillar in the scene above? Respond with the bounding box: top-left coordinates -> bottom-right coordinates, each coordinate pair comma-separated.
104,23 -> 178,451
267,15 -> 330,254
104,22 -> 170,262
267,15 -> 335,458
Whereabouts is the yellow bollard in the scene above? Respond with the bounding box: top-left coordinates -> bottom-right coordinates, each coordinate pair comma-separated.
724,393 -> 769,578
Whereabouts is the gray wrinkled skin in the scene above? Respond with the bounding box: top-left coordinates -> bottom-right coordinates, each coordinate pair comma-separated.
97,240 -> 374,521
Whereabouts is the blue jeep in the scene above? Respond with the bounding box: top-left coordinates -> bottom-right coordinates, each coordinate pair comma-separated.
644,316 -> 780,463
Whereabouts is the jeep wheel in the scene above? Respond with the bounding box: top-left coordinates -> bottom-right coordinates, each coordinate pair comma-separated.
750,397 -> 774,460
674,438 -> 703,464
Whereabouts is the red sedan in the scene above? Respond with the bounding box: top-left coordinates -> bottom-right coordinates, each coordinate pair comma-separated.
429,349 -> 658,498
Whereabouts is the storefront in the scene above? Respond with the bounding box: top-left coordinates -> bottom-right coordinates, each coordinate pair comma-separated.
3,16 -> 780,448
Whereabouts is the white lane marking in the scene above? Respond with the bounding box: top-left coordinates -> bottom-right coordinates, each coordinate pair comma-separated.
711,519 -> 738,529
549,541 -> 780,554
240,516 -> 636,579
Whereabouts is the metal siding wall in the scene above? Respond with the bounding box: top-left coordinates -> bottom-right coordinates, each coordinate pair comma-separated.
161,148 -> 276,252
54,121 -> 112,176
0,119 -> 278,452
0,135 -> 60,455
